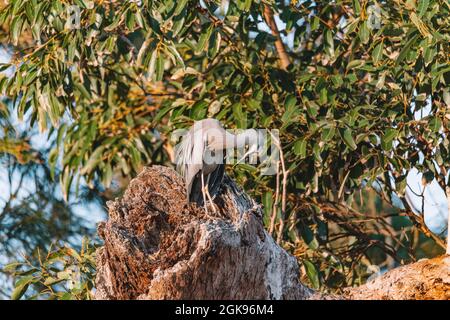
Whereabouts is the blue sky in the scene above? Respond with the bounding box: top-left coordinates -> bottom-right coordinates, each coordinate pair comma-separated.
0,48 -> 105,245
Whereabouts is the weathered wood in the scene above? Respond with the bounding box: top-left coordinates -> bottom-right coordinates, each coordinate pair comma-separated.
94,166 -> 449,300
344,256 -> 450,300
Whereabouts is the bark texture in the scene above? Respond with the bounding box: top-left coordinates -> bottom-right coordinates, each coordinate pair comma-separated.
95,166 -> 449,300
344,256 -> 449,300
262,5 -> 291,70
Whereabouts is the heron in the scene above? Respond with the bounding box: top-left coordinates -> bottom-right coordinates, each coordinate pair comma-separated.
175,118 -> 260,213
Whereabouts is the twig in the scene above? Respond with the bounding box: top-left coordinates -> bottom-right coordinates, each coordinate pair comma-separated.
269,131 -> 289,243
374,179 -> 447,250
269,160 -> 280,235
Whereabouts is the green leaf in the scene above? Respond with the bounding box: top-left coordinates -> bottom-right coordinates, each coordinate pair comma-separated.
11,276 -> 34,300
415,93 -> 427,101
281,94 -> 298,126
322,127 -> 336,141
104,11 -> 124,31
428,117 -> 441,132
155,54 -> 165,81
331,75 -> 343,87
191,101 -> 208,120
232,102 -> 246,128
74,82 -> 92,100
174,0 -> 189,16
310,16 -> 320,31
10,16 -> 23,45
146,50 -> 158,79
347,59 -> 365,70
417,0 -> 429,17
353,0 -> 361,15
135,11 -> 144,29
196,24 -> 214,54
166,45 -> 185,68
103,162 -> 113,188
2,262 -> 22,273
208,30 -> 221,58
294,139 -> 307,158
80,146 -> 105,175
153,104 -> 177,124
56,270 -> 72,280
0,63 -> 11,72
340,128 -> 357,151
372,41 -> 383,64
358,21 -> 370,44
423,46 -> 436,66
381,128 -> 397,151
49,147 -> 59,180
60,292 -> 74,300
297,74 -> 314,84
382,128 -> 398,144
43,277 -> 66,286
396,33 -> 419,66
60,166 -> 73,202
303,260 -> 320,289
262,191 -> 273,217
236,163 -> 257,173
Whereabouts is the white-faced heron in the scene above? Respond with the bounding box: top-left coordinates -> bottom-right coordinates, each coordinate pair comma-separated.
175,118 -> 260,213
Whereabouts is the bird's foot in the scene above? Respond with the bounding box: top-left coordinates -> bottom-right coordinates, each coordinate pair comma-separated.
202,201 -> 217,214
204,187 -> 217,214
208,201 -> 218,214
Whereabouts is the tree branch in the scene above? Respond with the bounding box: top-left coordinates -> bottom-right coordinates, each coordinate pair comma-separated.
262,5 -> 291,70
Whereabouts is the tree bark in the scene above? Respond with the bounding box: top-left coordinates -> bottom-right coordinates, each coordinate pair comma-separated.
446,186 -> 450,255
94,166 -> 449,300
262,5 -> 291,70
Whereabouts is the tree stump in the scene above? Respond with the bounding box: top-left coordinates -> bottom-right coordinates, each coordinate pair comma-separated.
94,166 -> 449,300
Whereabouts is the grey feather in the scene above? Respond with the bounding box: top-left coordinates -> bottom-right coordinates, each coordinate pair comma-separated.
175,118 -> 258,206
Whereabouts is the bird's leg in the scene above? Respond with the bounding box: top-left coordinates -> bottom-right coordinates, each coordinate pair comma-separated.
205,174 -> 217,213
205,185 -> 217,213
201,173 -> 209,214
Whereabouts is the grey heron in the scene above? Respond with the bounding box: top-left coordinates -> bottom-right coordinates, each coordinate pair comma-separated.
175,118 -> 260,213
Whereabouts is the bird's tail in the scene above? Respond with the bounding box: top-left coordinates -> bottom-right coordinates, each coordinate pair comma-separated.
174,132 -> 192,179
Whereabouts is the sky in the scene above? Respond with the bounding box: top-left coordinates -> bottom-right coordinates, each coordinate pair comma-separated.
0,48 -> 105,243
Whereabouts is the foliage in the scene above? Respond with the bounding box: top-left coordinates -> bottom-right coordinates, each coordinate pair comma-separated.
3,238 -> 96,300
0,0 -> 449,294
0,95 -> 101,298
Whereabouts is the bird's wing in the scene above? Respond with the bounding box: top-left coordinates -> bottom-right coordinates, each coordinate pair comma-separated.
184,130 -> 205,201
207,163 -> 225,200
175,119 -> 227,204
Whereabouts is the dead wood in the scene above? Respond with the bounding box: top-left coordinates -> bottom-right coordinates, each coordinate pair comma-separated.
94,166 -> 449,300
